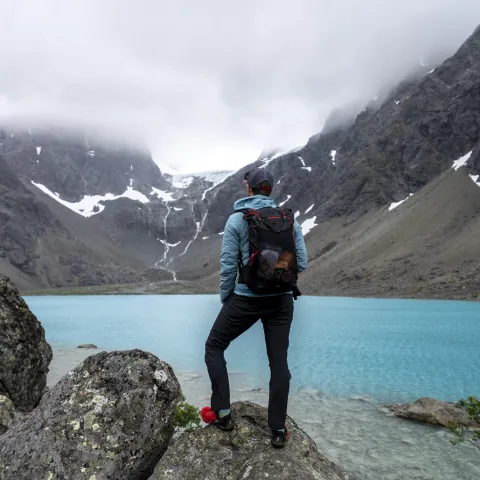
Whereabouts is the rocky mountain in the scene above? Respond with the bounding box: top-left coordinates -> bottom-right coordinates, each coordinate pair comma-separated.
0,127 -> 234,289
1,25 -> 480,296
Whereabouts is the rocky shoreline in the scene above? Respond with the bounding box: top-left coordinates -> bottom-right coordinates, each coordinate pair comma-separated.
385,398 -> 480,429
0,274 -> 356,479
2,273 -> 478,479
22,278 -> 480,302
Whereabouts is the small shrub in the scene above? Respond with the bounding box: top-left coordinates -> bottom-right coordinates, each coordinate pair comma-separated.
174,392 -> 201,433
448,396 -> 480,452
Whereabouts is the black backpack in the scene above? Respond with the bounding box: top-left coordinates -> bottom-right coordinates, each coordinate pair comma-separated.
236,206 -> 302,299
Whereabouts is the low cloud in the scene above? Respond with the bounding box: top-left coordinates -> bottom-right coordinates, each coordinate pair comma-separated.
1,0 -> 479,172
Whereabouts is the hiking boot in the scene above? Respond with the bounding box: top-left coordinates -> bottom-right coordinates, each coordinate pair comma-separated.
213,413 -> 234,431
271,427 -> 289,448
201,406 -> 234,431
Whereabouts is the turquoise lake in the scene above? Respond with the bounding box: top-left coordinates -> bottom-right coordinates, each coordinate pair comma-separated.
25,295 -> 480,480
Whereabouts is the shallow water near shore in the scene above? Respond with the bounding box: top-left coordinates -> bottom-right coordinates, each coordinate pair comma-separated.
28,295 -> 480,480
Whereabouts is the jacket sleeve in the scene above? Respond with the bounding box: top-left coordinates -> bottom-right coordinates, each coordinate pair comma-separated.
294,220 -> 308,273
219,216 -> 240,302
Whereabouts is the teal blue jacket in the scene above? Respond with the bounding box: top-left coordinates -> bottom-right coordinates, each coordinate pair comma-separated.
220,195 -> 308,302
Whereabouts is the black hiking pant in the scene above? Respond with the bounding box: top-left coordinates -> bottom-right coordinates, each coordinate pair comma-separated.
205,293 -> 294,431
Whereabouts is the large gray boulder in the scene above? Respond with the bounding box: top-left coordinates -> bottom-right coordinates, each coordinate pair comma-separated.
0,275 -> 52,415
385,397 -> 480,428
0,350 -> 181,480
151,401 -> 354,480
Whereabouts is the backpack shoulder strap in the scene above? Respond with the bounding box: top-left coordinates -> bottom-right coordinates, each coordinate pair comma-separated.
279,207 -> 295,220
234,208 -> 261,222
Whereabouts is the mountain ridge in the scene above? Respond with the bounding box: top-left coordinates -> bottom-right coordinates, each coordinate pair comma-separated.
1,25 -> 480,296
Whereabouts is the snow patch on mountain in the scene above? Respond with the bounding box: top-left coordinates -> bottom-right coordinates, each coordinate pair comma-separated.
32,181 -> 150,218
200,171 -> 234,195
297,156 -> 312,172
330,150 -> 337,165
261,157 -> 274,168
470,174 -> 480,187
150,187 -> 175,202
171,176 -> 194,189
261,144 -> 306,168
451,151 -> 479,188
166,170 -> 234,200
452,151 -> 473,170
331,150 -> 337,165
389,193 -> 413,211
301,217 -> 317,235
279,195 -> 291,206
169,170 -> 234,190
305,204 -> 314,214
36,146 -> 42,155
198,170 -> 234,185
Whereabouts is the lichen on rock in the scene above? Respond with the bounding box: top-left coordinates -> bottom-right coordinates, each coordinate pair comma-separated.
0,274 -> 52,435
0,349 -> 181,480
0,275 -> 52,414
0,395 -> 23,436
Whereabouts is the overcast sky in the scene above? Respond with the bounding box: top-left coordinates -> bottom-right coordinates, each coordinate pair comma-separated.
1,1 -> 480,173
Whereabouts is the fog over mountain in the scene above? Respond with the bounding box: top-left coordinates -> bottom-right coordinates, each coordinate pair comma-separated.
1,0 -> 480,172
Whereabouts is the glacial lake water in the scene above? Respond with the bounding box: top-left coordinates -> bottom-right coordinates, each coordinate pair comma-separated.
26,295 -> 480,480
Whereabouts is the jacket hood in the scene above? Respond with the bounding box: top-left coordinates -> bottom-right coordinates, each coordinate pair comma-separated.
233,195 -> 277,211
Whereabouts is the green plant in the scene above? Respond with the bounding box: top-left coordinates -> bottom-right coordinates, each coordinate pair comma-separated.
173,392 -> 201,433
448,396 -> 480,452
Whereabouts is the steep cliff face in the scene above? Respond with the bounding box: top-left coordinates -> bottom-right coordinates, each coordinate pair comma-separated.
231,23 -> 480,224
171,24 -> 480,295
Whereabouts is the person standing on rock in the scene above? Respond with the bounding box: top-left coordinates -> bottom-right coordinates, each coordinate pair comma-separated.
204,167 -> 308,448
